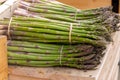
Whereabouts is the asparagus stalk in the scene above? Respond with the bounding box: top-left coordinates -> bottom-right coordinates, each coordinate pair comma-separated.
8,40 -> 94,50
8,52 -> 96,62
7,45 -> 95,57
8,59 -> 97,70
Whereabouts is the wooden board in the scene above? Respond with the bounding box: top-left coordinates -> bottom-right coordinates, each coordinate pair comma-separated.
57,0 -> 111,10
0,36 -> 8,80
8,31 -> 120,80
0,0 -> 20,19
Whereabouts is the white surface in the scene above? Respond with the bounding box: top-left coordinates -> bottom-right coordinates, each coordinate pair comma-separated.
0,0 -> 20,19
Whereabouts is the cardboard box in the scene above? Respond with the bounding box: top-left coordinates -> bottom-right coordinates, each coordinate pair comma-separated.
0,36 -> 8,80
57,0 -> 111,10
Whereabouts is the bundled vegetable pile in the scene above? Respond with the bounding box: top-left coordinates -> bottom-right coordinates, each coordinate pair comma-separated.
0,0 -> 120,70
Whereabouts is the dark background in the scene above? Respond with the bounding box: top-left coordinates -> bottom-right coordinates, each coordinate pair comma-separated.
112,0 -> 119,13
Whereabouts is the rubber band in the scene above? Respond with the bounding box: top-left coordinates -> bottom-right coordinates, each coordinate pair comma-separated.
75,9 -> 80,20
69,23 -> 73,44
59,45 -> 64,65
8,17 -> 13,40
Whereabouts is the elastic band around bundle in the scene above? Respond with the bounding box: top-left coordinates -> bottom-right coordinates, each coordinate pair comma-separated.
69,23 -> 73,44
8,17 -> 13,40
75,9 -> 80,20
59,45 -> 64,65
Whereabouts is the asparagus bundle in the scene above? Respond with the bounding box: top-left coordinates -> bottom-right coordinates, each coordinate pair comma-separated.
0,17 -> 110,46
0,0 -> 119,70
0,16 -> 108,69
16,0 -> 120,32
7,40 -> 104,69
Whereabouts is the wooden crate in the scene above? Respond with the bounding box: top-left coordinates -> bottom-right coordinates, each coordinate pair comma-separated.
0,0 -> 119,80
0,36 -> 7,80
57,0 -> 111,10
